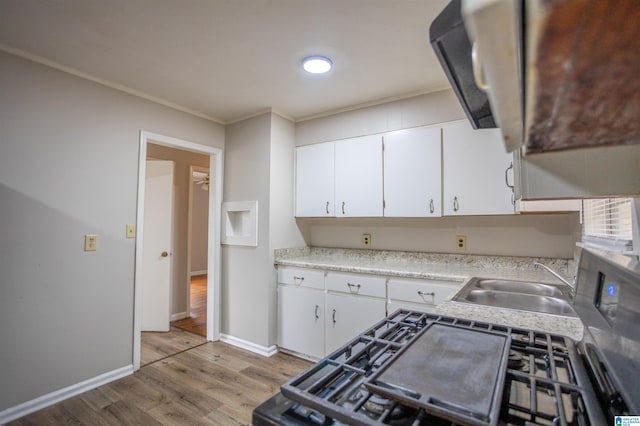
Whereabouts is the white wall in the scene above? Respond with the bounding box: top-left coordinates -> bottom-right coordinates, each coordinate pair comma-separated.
222,112 -> 304,349
302,214 -> 580,258
294,90 -> 581,259
268,114 -> 306,343
295,89 -> 465,146
146,144 -> 209,316
222,113 -> 273,347
0,51 -> 224,411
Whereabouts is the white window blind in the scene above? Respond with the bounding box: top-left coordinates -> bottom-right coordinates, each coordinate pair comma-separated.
582,198 -> 633,251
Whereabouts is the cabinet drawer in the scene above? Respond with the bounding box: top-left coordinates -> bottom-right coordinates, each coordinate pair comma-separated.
326,272 -> 386,298
387,278 -> 461,307
278,267 -> 325,290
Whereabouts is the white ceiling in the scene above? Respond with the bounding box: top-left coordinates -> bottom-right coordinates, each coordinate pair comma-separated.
0,0 -> 452,124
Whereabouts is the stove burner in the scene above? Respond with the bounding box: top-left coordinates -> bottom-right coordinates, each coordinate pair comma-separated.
507,349 -> 529,371
362,393 -> 414,421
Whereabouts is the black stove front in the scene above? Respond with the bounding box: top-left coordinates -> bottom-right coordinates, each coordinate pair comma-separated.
254,249 -> 639,426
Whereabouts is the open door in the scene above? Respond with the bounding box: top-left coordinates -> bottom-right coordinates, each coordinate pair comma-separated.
141,160 -> 174,331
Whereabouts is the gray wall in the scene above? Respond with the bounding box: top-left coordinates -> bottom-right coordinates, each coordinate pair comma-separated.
146,144 -> 210,316
222,112 -> 304,348
222,113 -> 273,347
0,51 -> 224,411
294,90 -> 580,259
191,174 -> 210,274
268,114 -> 306,343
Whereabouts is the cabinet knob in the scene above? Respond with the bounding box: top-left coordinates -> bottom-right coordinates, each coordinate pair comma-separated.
161,251 -> 169,257
453,196 -> 459,212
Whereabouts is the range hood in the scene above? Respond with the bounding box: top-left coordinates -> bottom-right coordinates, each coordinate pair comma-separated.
429,0 -> 497,130
434,0 -> 640,155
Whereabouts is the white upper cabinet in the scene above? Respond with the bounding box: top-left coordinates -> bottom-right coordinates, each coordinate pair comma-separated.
442,121 -> 514,216
334,135 -> 383,217
383,126 -> 442,217
296,142 -> 335,217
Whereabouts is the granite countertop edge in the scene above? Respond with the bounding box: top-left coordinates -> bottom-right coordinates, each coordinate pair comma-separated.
275,247 -> 584,341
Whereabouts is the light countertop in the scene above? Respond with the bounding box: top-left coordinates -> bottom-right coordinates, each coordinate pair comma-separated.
275,247 -> 584,340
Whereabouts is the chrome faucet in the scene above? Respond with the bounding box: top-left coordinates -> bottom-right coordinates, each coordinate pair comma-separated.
533,262 -> 576,297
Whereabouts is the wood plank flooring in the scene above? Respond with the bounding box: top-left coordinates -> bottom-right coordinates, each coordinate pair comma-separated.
141,326 -> 208,366
9,342 -> 312,426
171,275 -> 207,336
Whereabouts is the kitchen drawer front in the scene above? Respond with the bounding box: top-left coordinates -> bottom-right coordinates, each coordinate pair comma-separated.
326,272 -> 386,298
387,300 -> 436,315
387,278 -> 461,307
278,267 -> 325,290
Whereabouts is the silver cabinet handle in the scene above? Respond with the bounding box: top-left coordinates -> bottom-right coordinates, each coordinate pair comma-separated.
418,290 -> 435,297
325,201 -> 330,214
332,309 -> 336,324
341,201 -> 345,215
347,283 -> 361,292
293,276 -> 305,285
505,162 -> 514,190
505,162 -> 515,206
471,42 -> 489,91
314,305 -> 319,319
429,198 -> 435,214
453,196 -> 459,212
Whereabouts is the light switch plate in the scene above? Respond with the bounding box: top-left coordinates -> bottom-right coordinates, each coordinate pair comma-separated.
126,224 -> 136,238
85,234 -> 97,251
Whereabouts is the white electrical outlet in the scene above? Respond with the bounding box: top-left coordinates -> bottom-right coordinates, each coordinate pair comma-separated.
362,233 -> 371,248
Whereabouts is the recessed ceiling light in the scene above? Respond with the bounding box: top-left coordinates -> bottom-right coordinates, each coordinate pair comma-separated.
302,56 -> 333,74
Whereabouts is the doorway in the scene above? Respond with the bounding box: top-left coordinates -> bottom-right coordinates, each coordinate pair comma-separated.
170,166 -> 210,337
134,131 -> 222,371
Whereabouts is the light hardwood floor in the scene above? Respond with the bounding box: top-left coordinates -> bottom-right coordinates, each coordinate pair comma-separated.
172,275 -> 207,336
9,342 -> 312,425
141,326 -> 208,366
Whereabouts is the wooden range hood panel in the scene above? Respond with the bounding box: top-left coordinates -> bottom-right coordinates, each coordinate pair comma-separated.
525,0 -> 640,154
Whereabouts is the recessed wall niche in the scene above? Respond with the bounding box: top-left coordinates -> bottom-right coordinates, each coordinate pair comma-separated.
222,200 -> 258,246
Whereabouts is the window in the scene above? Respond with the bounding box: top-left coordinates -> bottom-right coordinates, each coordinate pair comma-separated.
582,198 -> 633,253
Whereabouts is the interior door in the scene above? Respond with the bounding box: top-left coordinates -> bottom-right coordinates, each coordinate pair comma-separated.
142,160 -> 174,331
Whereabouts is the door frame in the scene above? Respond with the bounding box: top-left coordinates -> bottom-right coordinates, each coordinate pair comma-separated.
133,130 -> 223,371
186,165 -> 210,316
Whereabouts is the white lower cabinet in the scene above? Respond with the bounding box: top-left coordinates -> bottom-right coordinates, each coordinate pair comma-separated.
387,278 -> 462,314
277,285 -> 325,359
277,268 -> 462,359
325,293 -> 386,354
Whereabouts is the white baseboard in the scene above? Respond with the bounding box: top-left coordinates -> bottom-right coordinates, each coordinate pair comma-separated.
170,312 -> 188,321
190,270 -> 207,277
219,333 -> 278,357
0,365 -> 133,425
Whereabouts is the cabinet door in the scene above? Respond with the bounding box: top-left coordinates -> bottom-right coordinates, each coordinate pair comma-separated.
335,135 -> 383,217
325,293 -> 386,355
384,127 -> 442,217
278,286 -> 324,359
442,121 -> 514,215
296,143 -> 334,217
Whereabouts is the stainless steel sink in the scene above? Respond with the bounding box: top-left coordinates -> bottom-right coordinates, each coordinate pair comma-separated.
470,279 -> 564,297
453,277 -> 577,316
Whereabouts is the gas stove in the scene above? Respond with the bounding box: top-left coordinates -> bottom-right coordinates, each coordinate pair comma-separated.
254,249 -> 640,425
